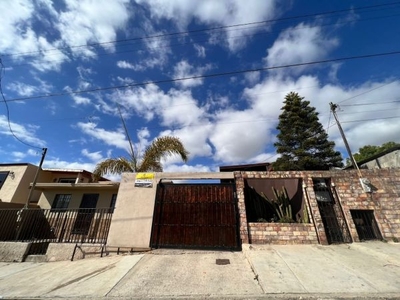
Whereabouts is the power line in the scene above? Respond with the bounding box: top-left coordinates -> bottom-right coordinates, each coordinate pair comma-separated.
341,115 -> 400,123
338,108 -> 397,115
5,49 -> 400,103
2,1 -> 400,58
338,81 -> 396,104
9,8 -> 400,72
0,59 -> 43,149
341,100 -> 400,106
7,10 -> 400,69
9,9 -> 400,67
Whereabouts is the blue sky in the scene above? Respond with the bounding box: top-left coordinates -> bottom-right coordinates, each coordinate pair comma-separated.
1,0 -> 400,180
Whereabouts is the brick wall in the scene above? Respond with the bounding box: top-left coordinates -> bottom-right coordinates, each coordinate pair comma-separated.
248,223 -> 318,244
235,169 -> 400,245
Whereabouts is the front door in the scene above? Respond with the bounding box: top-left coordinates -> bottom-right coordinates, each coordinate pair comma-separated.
313,179 -> 351,244
72,194 -> 99,235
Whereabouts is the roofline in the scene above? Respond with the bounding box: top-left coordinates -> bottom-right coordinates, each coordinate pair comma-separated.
0,163 -> 37,167
41,168 -> 109,181
33,182 -> 120,190
219,162 -> 271,171
344,145 -> 400,169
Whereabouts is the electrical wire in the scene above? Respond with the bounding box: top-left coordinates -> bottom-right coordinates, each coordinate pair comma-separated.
2,1 -> 400,59
341,115 -> 400,123
6,8 -> 400,69
5,49 -> 400,103
337,81 -> 396,104
341,100 -> 400,106
0,59 -> 43,150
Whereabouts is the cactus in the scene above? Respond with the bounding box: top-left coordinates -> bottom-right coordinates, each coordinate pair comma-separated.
260,187 -> 294,223
298,206 -> 309,223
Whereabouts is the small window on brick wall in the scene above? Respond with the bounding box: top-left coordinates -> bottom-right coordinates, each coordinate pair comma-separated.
312,178 -> 334,203
351,210 -> 382,241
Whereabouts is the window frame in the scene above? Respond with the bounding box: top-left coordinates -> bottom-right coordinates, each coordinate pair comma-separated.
109,194 -> 117,213
58,178 -> 76,183
51,194 -> 72,210
0,171 -> 9,189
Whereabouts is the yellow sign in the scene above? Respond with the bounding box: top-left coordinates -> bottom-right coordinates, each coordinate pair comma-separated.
135,173 -> 154,188
136,173 -> 154,180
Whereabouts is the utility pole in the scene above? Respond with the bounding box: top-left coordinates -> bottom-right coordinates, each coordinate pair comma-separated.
117,103 -> 136,166
25,147 -> 47,208
329,103 -> 362,178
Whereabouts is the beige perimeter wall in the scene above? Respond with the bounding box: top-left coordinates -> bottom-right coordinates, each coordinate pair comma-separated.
107,172 -> 234,249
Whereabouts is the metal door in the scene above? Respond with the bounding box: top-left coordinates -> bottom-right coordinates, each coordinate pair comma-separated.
72,194 -> 99,235
151,183 -> 240,250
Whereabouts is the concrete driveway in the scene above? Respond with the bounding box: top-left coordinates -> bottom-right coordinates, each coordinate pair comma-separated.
0,242 -> 399,299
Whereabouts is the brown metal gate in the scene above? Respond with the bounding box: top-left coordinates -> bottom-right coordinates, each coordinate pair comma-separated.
150,183 -> 240,250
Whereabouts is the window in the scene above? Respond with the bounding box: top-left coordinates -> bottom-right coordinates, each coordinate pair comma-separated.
52,194 -> 72,210
0,172 -> 9,189
312,178 -> 334,202
58,178 -> 76,183
109,194 -> 117,212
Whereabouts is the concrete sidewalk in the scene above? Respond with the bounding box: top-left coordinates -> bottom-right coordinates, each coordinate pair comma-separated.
0,242 -> 399,299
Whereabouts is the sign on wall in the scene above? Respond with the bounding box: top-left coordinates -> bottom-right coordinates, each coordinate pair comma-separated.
134,173 -> 154,188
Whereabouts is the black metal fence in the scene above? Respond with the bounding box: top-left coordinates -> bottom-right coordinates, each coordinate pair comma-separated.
0,208 -> 113,244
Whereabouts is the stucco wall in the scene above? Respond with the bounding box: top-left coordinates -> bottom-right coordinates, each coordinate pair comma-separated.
0,165 -> 34,204
107,172 -> 234,249
38,189 -> 118,209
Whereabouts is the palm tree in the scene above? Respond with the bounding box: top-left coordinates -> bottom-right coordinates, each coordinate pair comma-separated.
92,136 -> 189,181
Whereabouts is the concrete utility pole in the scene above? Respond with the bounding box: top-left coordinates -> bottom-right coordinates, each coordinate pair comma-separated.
329,103 -> 362,178
117,103 -> 136,165
25,147 -> 47,208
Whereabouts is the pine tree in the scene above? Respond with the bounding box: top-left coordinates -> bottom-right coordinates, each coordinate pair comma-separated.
273,92 -> 343,171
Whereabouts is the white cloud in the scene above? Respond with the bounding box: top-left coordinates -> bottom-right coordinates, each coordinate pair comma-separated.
7,78 -> 52,97
209,109 -> 272,163
8,82 -> 39,97
81,149 -> 103,162
134,33 -> 172,71
172,60 -> 213,88
57,0 -> 131,56
0,0 -> 131,71
12,151 -> 26,161
117,60 -> 141,71
77,122 -> 130,151
43,158 -> 96,172
134,0 -> 281,51
116,76 -> 135,85
63,86 -> 91,105
73,95 -> 91,105
265,23 -> 339,74
115,84 -> 207,127
0,1 -> 69,71
0,115 -> 46,147
164,164 -> 211,172
0,0 -> 37,55
243,71 -> 261,86
242,75 -> 400,161
194,44 -> 206,58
